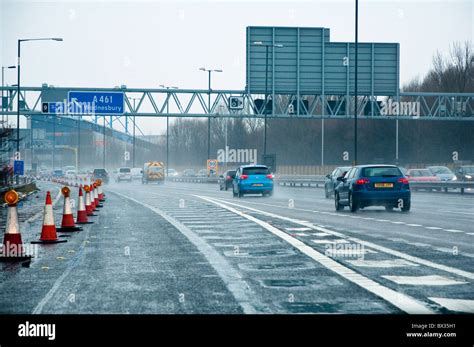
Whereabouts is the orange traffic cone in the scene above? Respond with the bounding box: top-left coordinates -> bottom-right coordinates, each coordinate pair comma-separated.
76,186 -> 93,224
31,191 -> 67,244
84,185 -> 97,216
57,186 -> 82,232
97,180 -> 105,202
0,190 -> 32,261
89,183 -> 97,211
93,183 -> 102,208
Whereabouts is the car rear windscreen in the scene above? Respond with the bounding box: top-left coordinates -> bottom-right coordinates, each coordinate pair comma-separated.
119,168 -> 131,173
243,167 -> 270,175
94,169 -> 106,174
361,167 -> 402,177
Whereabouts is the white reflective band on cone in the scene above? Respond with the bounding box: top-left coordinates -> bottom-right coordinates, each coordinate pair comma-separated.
5,205 -> 20,234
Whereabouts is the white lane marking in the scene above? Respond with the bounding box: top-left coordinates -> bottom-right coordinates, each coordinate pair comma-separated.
114,192 -> 258,314
467,233 -> 474,236
406,224 -> 422,227
197,195 -> 433,314
347,259 -> 419,268
428,298 -> 474,313
294,233 -> 310,237
444,229 -> 464,233
286,227 -> 312,232
425,226 -> 443,230
312,239 -> 349,244
382,275 -> 467,286
376,219 -> 390,222
312,232 -> 331,237
205,196 -> 474,281
390,221 -> 406,225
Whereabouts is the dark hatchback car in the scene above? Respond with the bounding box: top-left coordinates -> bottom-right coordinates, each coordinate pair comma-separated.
219,170 -> 236,190
455,165 -> 474,181
92,168 -> 110,184
334,165 -> 410,212
324,166 -> 351,198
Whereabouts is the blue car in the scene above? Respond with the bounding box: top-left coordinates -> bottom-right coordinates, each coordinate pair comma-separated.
233,165 -> 274,197
334,165 -> 411,212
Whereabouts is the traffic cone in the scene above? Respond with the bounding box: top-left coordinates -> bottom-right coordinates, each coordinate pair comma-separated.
57,186 -> 82,232
97,180 -> 105,202
0,190 -> 32,261
32,191 -> 67,244
90,184 -> 98,211
93,183 -> 102,208
84,185 -> 97,216
76,186 -> 93,224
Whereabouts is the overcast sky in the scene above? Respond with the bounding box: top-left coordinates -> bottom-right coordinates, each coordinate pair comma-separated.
1,0 -> 472,134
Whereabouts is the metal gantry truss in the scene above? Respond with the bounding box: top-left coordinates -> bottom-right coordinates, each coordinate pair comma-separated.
0,86 -> 473,135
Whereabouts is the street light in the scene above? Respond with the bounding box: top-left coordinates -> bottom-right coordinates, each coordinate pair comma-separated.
16,37 -> 63,183
199,67 -> 222,160
1,65 -> 16,126
252,41 -> 283,158
160,85 -> 178,177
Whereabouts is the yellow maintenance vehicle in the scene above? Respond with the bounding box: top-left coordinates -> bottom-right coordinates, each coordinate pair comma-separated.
142,162 -> 165,184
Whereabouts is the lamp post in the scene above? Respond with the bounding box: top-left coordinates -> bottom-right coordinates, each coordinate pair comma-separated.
252,41 -> 283,158
160,85 -> 178,177
17,37 -> 62,182
199,67 -> 222,160
1,65 -> 16,126
354,0 -> 359,165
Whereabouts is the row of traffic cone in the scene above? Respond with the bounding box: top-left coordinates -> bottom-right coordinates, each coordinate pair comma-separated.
0,180 -> 106,261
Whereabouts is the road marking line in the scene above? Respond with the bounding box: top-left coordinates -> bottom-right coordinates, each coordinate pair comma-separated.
347,259 -> 419,268
425,226 -> 443,230
382,275 -> 467,286
312,239 -> 349,244
113,192 -> 258,314
428,298 -> 474,313
444,229 -> 464,233
467,233 -> 474,236
293,233 -> 310,237
406,224 -> 422,227
312,232 -> 331,237
204,196 -> 474,281
286,227 -> 312,232
197,195 -> 433,314
376,219 -> 390,222
390,221 -> 405,224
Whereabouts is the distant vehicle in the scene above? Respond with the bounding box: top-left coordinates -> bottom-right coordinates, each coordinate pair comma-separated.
65,170 -> 76,179
131,168 -> 143,180
52,169 -> 64,178
182,169 -> 196,177
219,170 -> 236,191
455,165 -> 474,182
116,167 -> 132,183
405,169 -> 440,182
142,162 -> 165,184
63,165 -> 76,173
427,166 -> 456,181
334,165 -> 411,212
92,168 -> 109,184
324,166 -> 351,198
398,167 -> 408,176
166,168 -> 179,177
233,165 -> 274,197
197,169 -> 208,178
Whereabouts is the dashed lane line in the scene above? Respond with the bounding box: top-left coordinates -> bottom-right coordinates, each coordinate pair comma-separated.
197,195 -> 433,314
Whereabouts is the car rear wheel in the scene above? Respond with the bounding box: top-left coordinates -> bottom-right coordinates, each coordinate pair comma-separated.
401,201 -> 411,212
349,193 -> 358,213
335,192 -> 344,211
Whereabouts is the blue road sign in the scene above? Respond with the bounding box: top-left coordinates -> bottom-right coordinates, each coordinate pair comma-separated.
68,91 -> 124,115
14,160 -> 24,175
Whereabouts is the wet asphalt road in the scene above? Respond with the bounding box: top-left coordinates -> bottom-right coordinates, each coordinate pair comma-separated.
0,180 -> 472,314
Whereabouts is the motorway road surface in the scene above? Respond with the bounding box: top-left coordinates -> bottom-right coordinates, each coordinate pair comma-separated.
0,180 -> 473,314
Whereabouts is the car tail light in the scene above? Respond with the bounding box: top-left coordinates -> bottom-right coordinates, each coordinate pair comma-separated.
355,178 -> 370,185
226,175 -> 231,180
398,177 -> 409,184
240,174 -> 248,180
266,174 -> 274,179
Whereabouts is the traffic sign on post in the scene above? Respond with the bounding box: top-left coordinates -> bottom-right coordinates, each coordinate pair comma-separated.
14,160 -> 24,176
207,159 -> 218,176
